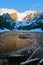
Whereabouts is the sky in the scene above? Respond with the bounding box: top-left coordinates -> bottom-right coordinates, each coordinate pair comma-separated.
0,0 -> 43,12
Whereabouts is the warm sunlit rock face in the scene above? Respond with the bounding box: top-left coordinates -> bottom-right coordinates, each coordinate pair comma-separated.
10,13 -> 18,21
29,13 -> 34,20
23,13 -> 35,21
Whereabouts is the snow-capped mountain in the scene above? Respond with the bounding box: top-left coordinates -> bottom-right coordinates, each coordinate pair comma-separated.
0,8 -> 42,21
0,8 -> 43,32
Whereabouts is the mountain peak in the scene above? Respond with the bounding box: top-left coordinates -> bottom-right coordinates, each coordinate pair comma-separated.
0,8 -> 17,15
0,8 -> 42,21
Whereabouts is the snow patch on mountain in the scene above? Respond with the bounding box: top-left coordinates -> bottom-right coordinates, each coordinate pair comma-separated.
17,10 -> 36,21
0,8 -> 18,15
30,28 -> 43,32
0,28 -> 10,33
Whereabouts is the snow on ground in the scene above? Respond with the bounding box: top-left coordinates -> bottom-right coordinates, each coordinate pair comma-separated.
15,21 -> 30,28
0,28 -> 10,33
30,28 -> 43,32
0,28 -> 43,33
17,28 -> 43,32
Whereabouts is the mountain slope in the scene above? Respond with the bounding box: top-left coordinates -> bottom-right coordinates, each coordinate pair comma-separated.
17,13 -> 43,30
0,13 -> 16,30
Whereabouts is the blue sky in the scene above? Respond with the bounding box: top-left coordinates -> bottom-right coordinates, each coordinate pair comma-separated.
0,0 -> 43,12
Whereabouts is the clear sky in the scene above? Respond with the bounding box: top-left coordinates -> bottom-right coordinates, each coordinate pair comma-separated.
0,0 -> 43,12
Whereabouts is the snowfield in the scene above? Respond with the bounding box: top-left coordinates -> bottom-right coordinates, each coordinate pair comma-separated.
0,28 -> 10,33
